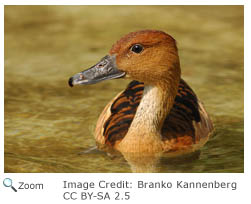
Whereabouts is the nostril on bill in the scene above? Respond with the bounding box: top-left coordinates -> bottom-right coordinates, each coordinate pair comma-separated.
79,73 -> 84,79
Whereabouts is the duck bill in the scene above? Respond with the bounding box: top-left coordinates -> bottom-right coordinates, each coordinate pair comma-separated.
68,55 -> 125,87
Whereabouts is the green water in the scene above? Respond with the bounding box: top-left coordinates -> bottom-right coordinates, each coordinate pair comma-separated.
4,5 -> 243,173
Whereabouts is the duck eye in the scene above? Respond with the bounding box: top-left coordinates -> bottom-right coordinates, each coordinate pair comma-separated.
131,44 -> 143,53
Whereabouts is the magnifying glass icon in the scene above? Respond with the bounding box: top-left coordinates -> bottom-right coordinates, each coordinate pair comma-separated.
3,178 -> 17,192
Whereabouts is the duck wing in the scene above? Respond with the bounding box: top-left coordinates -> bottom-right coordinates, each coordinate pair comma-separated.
95,80 -> 144,146
161,79 -> 213,151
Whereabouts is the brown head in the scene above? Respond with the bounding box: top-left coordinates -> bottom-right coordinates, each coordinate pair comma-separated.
69,30 -> 181,87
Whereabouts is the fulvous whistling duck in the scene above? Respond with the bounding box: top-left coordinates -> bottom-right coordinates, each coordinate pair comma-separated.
68,30 -> 214,154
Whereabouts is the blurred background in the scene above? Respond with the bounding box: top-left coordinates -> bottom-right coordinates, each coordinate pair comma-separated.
4,5 -> 243,172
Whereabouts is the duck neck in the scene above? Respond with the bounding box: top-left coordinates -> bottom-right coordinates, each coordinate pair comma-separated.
128,83 -> 176,138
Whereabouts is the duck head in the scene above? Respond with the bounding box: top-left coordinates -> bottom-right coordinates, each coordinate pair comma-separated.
69,30 -> 181,87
